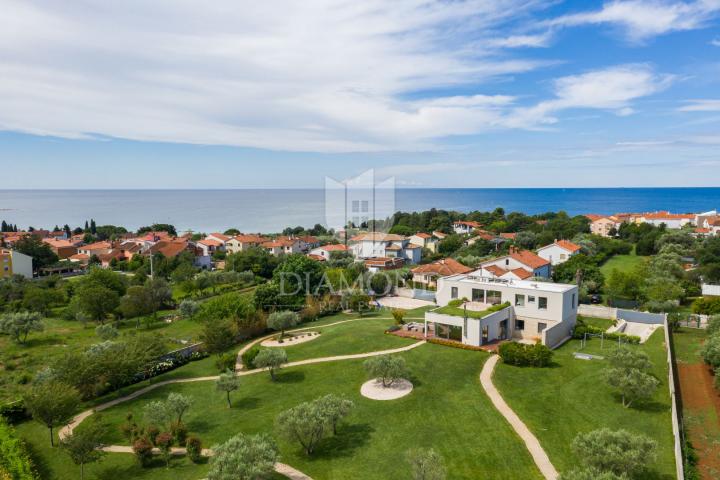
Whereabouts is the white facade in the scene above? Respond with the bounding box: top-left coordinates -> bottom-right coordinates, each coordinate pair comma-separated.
1,250 -> 33,278
350,233 -> 422,264
536,243 -> 578,266
429,274 -> 578,347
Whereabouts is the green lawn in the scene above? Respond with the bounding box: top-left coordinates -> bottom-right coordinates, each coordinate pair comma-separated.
278,315 -> 415,362
577,315 -> 615,330
493,328 -> 675,479
599,252 -> 647,277
65,344 -> 542,480
671,327 -> 706,364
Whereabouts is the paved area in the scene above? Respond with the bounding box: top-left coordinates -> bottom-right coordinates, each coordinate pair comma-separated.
376,296 -> 435,310
360,378 -> 413,400
479,355 -> 559,480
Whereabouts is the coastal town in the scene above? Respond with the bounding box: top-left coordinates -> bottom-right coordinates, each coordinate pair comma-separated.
2,206 -> 720,480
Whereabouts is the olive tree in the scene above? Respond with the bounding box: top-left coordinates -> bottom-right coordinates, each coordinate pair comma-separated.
166,393 -> 192,424
143,400 -> 172,429
216,370 -> 241,408
23,380 -> 80,446
208,433 -> 278,480
253,349 -> 287,381
604,347 -> 659,408
60,418 -> 106,480
406,448 -> 447,480
364,355 -> 410,387
276,401 -> 327,455
266,310 -> 299,340
0,311 -> 44,343
179,299 -> 199,319
316,394 -> 354,435
571,428 -> 656,478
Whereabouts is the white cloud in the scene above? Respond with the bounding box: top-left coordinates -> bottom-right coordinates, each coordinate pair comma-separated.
549,0 -> 720,42
678,99 -> 720,111
712,37 -> 720,45
504,64 -> 673,127
0,1 -> 678,153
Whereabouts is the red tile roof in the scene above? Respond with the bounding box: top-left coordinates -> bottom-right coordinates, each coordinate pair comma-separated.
319,244 -> 349,252
149,240 -> 190,258
554,239 -> 581,253
307,254 -> 326,261
232,234 -> 268,244
454,221 -> 482,228
510,248 -> 550,269
413,232 -> 432,239
208,233 -> 231,241
511,268 -> 534,280
412,258 -> 472,276
198,238 -> 222,247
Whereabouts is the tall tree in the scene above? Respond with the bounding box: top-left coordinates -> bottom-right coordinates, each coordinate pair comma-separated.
24,380 -> 80,446
253,349 -> 287,381
60,418 -> 106,480
267,310 -> 300,340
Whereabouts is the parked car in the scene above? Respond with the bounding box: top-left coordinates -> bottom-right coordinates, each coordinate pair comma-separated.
589,294 -> 602,304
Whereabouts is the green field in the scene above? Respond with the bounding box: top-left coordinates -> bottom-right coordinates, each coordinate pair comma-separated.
20,340 -> 544,480
600,253 -> 647,277
493,328 -> 675,479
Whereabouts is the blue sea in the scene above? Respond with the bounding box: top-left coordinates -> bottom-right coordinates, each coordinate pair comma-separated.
0,188 -> 718,233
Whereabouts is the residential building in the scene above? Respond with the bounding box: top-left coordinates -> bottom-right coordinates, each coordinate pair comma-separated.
695,210 -> 718,229
196,238 -> 224,257
350,232 -> 422,264
309,244 -> 349,261
364,257 -> 404,273
42,238 -> 78,259
0,249 -> 33,278
411,258 -> 472,288
639,211 -> 695,229
585,214 -> 620,237
409,232 -> 438,252
425,274 -> 578,348
452,221 -> 482,235
475,247 -> 551,280
77,241 -> 114,258
297,235 -> 320,252
261,237 -> 303,256
225,234 -> 268,254
536,240 -> 581,266
205,232 -> 231,245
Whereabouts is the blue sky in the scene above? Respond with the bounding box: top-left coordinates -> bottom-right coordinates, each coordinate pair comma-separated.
1,0 -> 719,188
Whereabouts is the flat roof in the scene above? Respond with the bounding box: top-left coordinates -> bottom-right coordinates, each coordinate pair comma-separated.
442,274 -> 576,293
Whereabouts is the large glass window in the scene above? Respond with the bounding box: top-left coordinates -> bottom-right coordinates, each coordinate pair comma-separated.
571,293 -> 576,309
472,288 -> 484,302
528,295 -> 536,304
538,297 -> 548,310
486,290 -> 502,304
451,287 -> 458,299
449,325 -> 463,341
515,294 -> 525,307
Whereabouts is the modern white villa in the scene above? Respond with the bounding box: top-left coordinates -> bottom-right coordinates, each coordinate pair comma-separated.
424,274 -> 578,348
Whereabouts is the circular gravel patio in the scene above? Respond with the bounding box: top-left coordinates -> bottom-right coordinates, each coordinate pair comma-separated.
261,332 -> 321,347
360,378 -> 413,400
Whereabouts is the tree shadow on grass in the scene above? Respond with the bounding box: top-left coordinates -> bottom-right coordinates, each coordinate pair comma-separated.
276,370 -> 305,384
234,396 -> 261,410
608,393 -> 670,413
22,441 -> 53,480
313,422 -> 374,459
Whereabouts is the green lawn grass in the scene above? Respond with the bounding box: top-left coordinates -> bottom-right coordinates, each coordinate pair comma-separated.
493,329 -> 675,479
67,344 -> 542,480
671,327 -> 706,364
599,253 -> 647,277
277,316 -> 415,362
577,315 -> 615,330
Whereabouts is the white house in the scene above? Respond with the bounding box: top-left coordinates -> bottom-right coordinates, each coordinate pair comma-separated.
586,214 -> 621,237
536,240 -> 581,266
425,274 -> 578,348
261,238 -> 303,256
452,221 -> 482,235
205,233 -> 231,245
309,244 -> 349,261
196,238 -> 224,257
225,234 -> 268,254
350,232 -> 422,264
639,211 -> 695,229
475,247 -> 551,280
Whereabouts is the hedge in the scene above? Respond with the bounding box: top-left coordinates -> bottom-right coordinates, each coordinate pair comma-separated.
572,324 -> 640,344
498,342 -> 553,367
428,338 -> 486,351
0,417 -> 38,480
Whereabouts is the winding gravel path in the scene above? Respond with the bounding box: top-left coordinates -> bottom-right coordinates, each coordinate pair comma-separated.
479,355 -> 559,480
59,327 -> 425,480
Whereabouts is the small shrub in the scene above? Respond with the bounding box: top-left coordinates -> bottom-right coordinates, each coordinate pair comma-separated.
155,432 -> 174,468
447,298 -> 466,308
185,436 -> 203,463
427,338 -> 485,351
170,421 -> 188,445
215,352 -> 236,373
242,345 -> 260,369
386,325 -> 401,333
391,309 -> 407,325
132,437 -> 154,467
146,425 -> 160,446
